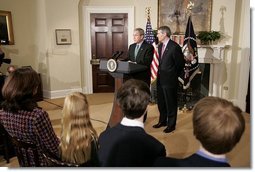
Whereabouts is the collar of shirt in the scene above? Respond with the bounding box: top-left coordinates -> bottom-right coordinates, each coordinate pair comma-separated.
196,148 -> 228,163
162,38 -> 170,48
121,117 -> 144,129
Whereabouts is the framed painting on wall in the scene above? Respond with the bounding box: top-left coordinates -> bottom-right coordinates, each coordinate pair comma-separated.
55,29 -> 72,45
0,10 -> 14,45
158,0 -> 212,34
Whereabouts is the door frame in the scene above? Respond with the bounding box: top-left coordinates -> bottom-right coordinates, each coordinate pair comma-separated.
82,6 -> 134,94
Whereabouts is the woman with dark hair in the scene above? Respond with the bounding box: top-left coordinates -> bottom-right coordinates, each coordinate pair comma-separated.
0,66 -> 59,166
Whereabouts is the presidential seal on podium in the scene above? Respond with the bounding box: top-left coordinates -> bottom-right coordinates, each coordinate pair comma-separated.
107,59 -> 117,72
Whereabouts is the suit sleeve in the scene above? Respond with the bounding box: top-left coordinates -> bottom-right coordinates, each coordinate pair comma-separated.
142,44 -> 154,67
174,45 -> 185,76
126,45 -> 132,61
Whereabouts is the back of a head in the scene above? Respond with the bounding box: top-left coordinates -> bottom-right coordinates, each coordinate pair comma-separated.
60,92 -> 98,164
2,66 -> 39,99
62,92 -> 90,122
117,79 -> 150,119
154,36 -> 159,45
1,66 -> 40,112
193,96 -> 245,154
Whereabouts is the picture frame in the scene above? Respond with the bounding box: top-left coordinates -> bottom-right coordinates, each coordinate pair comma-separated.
158,0 -> 212,34
0,10 -> 14,45
55,29 -> 72,45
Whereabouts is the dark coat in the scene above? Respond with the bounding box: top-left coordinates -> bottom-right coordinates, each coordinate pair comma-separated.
98,124 -> 166,167
157,40 -> 185,88
127,40 -> 154,85
154,154 -> 230,167
156,39 -> 185,127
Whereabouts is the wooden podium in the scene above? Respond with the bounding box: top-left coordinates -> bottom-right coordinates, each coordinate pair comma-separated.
99,59 -> 147,127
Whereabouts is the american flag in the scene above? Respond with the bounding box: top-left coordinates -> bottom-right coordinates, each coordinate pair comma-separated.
145,18 -> 159,83
150,42 -> 159,83
178,16 -> 199,89
145,18 -> 154,44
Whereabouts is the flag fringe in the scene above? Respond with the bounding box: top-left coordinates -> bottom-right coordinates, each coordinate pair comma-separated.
178,68 -> 200,90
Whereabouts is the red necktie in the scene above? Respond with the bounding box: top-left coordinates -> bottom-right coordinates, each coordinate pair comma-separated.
161,44 -> 165,58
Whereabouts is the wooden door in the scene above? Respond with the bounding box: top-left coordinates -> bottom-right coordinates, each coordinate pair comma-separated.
90,13 -> 128,93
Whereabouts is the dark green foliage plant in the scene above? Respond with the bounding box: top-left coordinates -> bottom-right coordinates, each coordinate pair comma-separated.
197,31 -> 221,44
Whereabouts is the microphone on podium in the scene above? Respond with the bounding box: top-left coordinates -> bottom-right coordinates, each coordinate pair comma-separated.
115,51 -> 124,60
111,51 -> 119,59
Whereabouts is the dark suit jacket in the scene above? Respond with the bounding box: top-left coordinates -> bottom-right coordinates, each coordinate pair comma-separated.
127,41 -> 154,85
154,154 -> 230,167
158,40 -> 185,88
98,124 -> 166,167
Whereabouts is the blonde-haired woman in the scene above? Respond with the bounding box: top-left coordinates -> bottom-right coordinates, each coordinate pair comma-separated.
60,92 -> 99,166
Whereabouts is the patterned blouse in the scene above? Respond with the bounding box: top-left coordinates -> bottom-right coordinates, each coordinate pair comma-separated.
0,108 -> 60,166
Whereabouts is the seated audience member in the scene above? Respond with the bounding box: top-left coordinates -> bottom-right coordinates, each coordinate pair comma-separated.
98,79 -> 166,167
0,65 -> 15,101
0,45 -> 4,60
154,96 -> 245,167
59,92 -> 99,166
0,66 -> 60,166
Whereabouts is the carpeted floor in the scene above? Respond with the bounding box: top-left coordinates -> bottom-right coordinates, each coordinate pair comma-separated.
0,93 -> 251,167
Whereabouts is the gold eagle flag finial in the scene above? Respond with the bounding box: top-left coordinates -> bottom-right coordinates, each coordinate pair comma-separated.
186,1 -> 194,16
145,7 -> 151,20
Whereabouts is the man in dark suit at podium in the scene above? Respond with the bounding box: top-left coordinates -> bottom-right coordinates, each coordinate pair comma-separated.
126,28 -> 153,86
126,28 -> 153,122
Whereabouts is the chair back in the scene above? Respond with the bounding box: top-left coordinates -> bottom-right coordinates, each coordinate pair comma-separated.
42,150 -> 84,167
10,137 -> 40,167
0,124 -> 10,163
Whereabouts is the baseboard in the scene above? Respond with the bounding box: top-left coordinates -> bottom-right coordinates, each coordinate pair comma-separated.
82,86 -> 93,94
43,88 -> 83,99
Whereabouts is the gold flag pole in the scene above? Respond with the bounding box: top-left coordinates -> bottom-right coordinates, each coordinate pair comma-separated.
181,1 -> 194,114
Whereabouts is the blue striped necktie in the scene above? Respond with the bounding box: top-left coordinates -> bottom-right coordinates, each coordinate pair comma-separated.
134,44 -> 140,59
